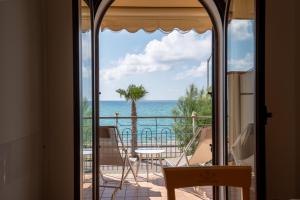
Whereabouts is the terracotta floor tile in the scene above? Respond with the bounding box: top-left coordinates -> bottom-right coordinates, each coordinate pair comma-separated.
149,197 -> 162,200
95,173 -> 212,200
136,197 -> 150,200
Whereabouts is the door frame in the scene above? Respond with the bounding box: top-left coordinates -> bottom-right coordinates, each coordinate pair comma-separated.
224,0 -> 266,199
73,0 -> 266,199
93,1 -> 224,200
255,0 -> 266,199
73,0 -> 97,199
73,0 -> 80,198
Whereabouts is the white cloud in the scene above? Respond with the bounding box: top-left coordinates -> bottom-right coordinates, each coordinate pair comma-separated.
229,53 -> 254,71
82,64 -> 91,78
101,30 -> 212,80
229,20 -> 253,41
81,32 -> 92,61
81,32 -> 92,79
175,62 -> 207,80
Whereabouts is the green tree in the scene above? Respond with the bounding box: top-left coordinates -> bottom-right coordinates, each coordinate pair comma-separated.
82,97 -> 92,148
172,84 -> 212,152
116,84 -> 148,157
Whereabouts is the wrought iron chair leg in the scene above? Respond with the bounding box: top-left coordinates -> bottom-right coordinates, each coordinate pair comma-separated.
130,166 -> 139,186
99,169 -> 108,183
111,187 -> 119,200
123,168 -> 130,180
136,156 -> 141,176
127,159 -> 139,186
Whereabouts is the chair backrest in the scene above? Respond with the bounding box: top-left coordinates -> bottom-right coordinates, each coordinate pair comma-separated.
182,127 -> 203,152
174,127 -> 202,165
97,126 -> 124,166
163,166 -> 251,200
231,123 -> 255,167
189,126 -> 212,165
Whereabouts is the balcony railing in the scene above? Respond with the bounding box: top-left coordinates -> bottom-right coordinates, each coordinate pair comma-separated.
82,115 -> 211,172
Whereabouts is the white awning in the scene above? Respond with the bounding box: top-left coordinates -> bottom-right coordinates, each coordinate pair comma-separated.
81,0 -> 254,33
229,0 -> 255,20
80,0 -> 212,33
81,0 -> 91,32
100,0 -> 212,33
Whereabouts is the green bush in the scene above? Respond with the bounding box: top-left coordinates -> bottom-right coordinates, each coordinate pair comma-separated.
81,98 -> 92,148
172,84 -> 212,154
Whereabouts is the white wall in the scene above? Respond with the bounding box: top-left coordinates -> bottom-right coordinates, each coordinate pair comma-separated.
265,0 -> 300,199
0,0 -> 43,199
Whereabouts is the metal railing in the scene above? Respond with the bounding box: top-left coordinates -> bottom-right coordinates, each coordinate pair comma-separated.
82,115 -> 211,172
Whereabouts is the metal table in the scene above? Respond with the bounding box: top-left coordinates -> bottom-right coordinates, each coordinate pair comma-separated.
135,148 -> 165,181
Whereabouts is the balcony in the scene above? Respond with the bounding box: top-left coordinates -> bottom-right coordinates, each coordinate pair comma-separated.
82,116 -> 213,200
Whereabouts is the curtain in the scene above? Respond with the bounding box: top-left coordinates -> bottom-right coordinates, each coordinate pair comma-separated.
228,73 -> 241,147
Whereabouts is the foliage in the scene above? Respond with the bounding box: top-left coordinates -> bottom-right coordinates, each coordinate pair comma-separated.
172,84 -> 212,153
82,97 -> 92,148
116,84 -> 148,157
116,85 -> 148,103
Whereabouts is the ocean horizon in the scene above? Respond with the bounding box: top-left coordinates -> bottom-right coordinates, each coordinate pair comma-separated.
98,100 -> 178,138
99,100 -> 177,117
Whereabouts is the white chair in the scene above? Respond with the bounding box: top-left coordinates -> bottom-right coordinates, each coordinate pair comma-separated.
231,123 -> 255,169
165,126 -> 212,167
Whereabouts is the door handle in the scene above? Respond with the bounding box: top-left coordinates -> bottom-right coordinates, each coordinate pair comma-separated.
263,105 -> 272,125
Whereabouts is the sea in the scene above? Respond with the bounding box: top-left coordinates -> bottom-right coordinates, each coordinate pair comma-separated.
100,100 -> 177,117
99,100 -> 178,143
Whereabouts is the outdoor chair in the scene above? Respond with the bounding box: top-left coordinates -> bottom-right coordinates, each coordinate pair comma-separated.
231,123 -> 255,169
98,126 -> 139,199
165,126 -> 212,167
230,123 -> 255,197
163,166 -> 251,200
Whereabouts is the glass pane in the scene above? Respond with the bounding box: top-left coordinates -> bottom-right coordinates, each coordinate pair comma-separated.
80,0 -> 93,199
97,0 -> 213,199
226,0 -> 256,199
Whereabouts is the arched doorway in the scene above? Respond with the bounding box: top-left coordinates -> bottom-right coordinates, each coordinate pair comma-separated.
76,0 -> 266,199
93,1 -> 223,199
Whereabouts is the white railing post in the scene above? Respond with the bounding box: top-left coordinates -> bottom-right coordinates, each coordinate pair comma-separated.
192,111 -> 197,135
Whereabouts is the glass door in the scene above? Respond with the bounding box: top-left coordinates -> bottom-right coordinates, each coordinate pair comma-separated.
79,0 -> 93,199
225,0 -> 257,199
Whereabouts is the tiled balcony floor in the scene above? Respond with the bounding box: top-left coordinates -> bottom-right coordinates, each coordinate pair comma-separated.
83,173 -> 212,200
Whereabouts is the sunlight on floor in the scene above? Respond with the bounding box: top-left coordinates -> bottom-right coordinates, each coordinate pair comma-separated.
83,173 -> 212,200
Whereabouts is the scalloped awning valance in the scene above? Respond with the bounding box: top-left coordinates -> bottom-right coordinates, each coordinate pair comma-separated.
81,0 -> 254,33
81,0 -> 213,33
100,0 -> 212,33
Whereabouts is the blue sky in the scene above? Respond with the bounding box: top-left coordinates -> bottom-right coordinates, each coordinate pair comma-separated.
99,29 -> 212,100
227,20 -> 255,71
81,19 -> 254,101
